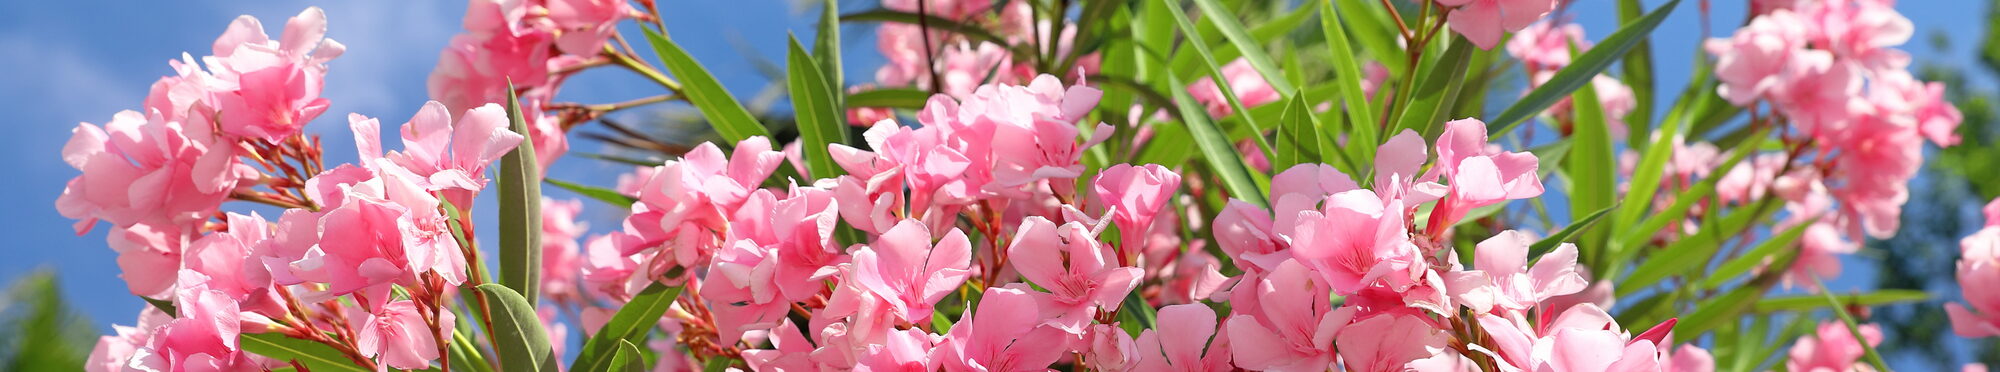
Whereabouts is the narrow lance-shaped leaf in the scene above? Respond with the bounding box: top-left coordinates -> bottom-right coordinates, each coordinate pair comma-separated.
1170,74 -> 1269,208
788,35 -> 849,180
1618,0 -> 1656,146
1157,0 -> 1277,163
813,0 -> 842,93
572,282 -> 685,372
498,83 -> 544,305
1813,275 -> 1892,372
1565,75 -> 1617,269
611,340 -> 650,372
1752,290 -> 1928,313
1488,0 -> 1682,137
1191,0 -> 1297,95
1700,220 -> 1815,290
1317,0 -> 1380,168
544,178 -> 638,208
846,88 -> 931,109
238,334 -> 370,372
474,284 -> 558,372
643,27 -> 770,143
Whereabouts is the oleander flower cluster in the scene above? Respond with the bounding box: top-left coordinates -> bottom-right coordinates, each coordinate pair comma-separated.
57,0 -> 1988,371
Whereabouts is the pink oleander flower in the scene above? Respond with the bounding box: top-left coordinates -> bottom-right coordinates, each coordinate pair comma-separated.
1436,0 -> 1557,49
354,300 -> 452,370
944,74 -> 1111,195
58,109 -> 250,236
1334,313 -> 1455,371
1224,260 -> 1343,372
351,101 -> 525,208
1872,70 -> 1964,147
207,7 -> 343,141
619,137 -> 784,269
1212,163 -> 1364,273
1289,189 -> 1425,295
1133,304 -> 1232,372
1083,323 -> 1139,372
1426,118 -> 1544,231
541,198 -> 588,302
1446,230 -> 1587,315
1187,58 -> 1281,117
541,0 -> 636,55
1507,21 -> 1587,72
1092,164 -> 1183,254
1948,198 -> 2000,337
1709,9 -> 1810,105
88,306 -> 173,372
127,271 -> 258,372
1477,303 -> 1678,371
184,212 -> 283,315
1787,322 -> 1884,372
1007,216 -> 1142,333
936,286 -> 1072,372
263,162 -> 466,303
1799,0 -> 1913,72
102,224 -> 191,299
851,219 -> 973,324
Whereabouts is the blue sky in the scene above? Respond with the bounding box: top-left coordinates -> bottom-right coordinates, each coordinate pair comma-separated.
0,0 -> 1989,367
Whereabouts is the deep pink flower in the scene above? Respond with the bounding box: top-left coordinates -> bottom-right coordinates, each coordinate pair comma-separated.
1007,216 -> 1142,333
620,137 -> 784,269
128,271 -> 257,372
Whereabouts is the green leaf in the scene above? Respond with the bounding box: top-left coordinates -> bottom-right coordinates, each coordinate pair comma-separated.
1613,96 -> 1685,243
1528,205 -> 1613,261
545,178 -> 637,207
144,296 -> 177,317
572,152 -> 663,167
473,284 -> 558,372
239,334 -> 369,372
449,324 -> 495,372
1249,0 -> 1322,43
498,84 -> 545,305
643,27 -> 770,143
1272,95 -> 1320,171
846,88 -> 931,109
1329,0 -> 1406,73
1390,36 -> 1474,139
1170,74 -> 1268,208
1752,290 -> 1928,313
1673,283 -> 1762,338
703,356 -> 734,372
1117,290 -> 1158,336
838,9 -> 1013,50
1190,0 -> 1296,95
1618,197 -> 1780,297
1487,0 -> 1682,137
1608,127 -> 1769,271
1317,0 -> 1379,167
1700,220 -> 1815,290
787,35 -> 849,181
1565,75 -> 1617,269
1618,0 -> 1656,146
612,340 -> 650,372
1158,0 -> 1276,163
572,282 -> 685,372
813,0 -> 842,93
1813,276 -> 1892,372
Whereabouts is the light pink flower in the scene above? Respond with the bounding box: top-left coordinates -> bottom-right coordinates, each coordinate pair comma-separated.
58,110 -> 249,235
541,198 -> 588,303
184,212 -> 283,315
1800,0 -> 1913,72
1426,118 -> 1544,231
935,286 -> 1072,372
1133,304 -> 1232,372
1709,10 -> 1810,105
354,300 -> 452,370
207,7 -> 344,141
620,137 -> 784,269
1083,324 -> 1140,372
1007,216 -> 1142,333
1948,199 -> 2000,338
1289,189 -> 1425,295
1335,313 -> 1453,372
851,219 -> 973,324
87,307 -> 173,372
1187,58 -> 1281,117
128,271 -> 257,372
1507,21 -> 1587,72
104,224 -> 190,299
1092,164 -> 1183,254
350,101 -> 525,208
1436,0 -> 1557,49
1786,322 -> 1883,372
1224,260 -> 1345,372
1446,230 -> 1586,315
